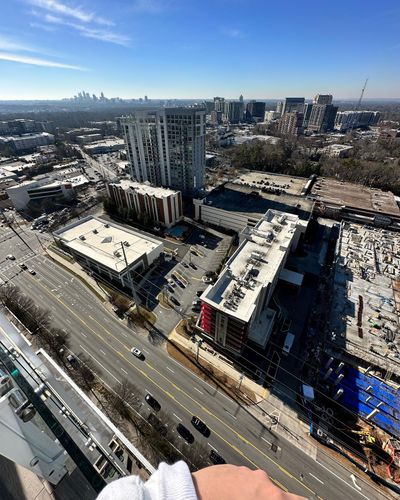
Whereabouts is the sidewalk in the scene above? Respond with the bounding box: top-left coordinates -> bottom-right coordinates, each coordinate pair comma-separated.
45,246 -> 109,302
169,323 -> 317,459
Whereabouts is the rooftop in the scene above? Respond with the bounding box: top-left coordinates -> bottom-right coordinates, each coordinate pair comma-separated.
54,216 -> 163,273
329,222 -> 400,377
232,171 -> 308,196
311,177 -> 399,216
202,210 -> 303,323
201,181 -> 313,222
109,179 -> 179,198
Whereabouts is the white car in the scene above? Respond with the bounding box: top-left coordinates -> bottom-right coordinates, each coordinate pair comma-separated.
167,278 -> 176,287
202,276 -> 213,283
131,347 -> 143,359
6,254 -> 15,260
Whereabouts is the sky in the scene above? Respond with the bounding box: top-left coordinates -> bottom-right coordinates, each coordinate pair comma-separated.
0,0 -> 399,100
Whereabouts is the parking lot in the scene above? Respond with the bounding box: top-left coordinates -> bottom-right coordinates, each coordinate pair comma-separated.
137,226 -> 233,334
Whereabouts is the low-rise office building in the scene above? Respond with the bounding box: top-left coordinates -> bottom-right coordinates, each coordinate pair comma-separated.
199,210 -> 307,354
84,138 -> 125,154
106,180 -> 182,227
0,132 -> 55,153
6,177 -> 75,210
320,144 -> 354,158
53,216 -> 163,295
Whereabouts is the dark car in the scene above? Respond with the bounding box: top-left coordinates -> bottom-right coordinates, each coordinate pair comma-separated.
166,284 -> 175,294
148,413 -> 167,436
170,296 -> 180,306
210,449 -> 226,465
145,393 -> 161,412
176,423 -> 194,444
181,262 -> 189,268
196,290 -> 203,297
191,416 -> 210,437
189,262 -> 197,270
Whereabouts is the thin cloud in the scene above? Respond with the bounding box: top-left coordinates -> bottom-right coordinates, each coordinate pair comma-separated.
0,51 -> 86,70
26,0 -> 113,26
0,35 -> 38,53
132,0 -> 173,14
221,27 -> 244,38
41,14 -> 130,46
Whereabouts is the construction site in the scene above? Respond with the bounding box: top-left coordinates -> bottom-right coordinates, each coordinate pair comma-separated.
321,221 -> 400,484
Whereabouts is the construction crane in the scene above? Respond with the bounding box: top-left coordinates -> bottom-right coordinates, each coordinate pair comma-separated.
348,78 -> 368,131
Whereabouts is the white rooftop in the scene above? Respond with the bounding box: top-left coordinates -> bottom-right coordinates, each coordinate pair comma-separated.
110,179 -> 179,198
202,210 -> 303,323
55,216 -> 163,273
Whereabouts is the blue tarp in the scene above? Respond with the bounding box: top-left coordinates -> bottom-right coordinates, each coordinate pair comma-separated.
321,359 -> 400,438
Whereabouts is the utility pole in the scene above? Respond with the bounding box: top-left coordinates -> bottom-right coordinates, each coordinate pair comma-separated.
120,241 -> 140,309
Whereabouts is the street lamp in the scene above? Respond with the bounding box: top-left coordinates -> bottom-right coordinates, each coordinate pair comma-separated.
237,373 -> 245,391
196,339 -> 204,363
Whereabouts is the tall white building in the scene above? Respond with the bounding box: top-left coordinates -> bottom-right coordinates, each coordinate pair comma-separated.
121,107 -> 206,193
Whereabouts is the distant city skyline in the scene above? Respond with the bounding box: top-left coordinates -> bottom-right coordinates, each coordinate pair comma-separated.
0,0 -> 399,100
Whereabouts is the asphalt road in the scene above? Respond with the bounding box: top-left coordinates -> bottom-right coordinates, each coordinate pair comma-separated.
0,226 -> 389,500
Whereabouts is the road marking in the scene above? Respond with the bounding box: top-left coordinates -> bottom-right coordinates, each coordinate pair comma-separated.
309,473 -> 324,484
143,348 -> 149,354
32,275 -> 316,497
350,475 -> 362,491
166,366 -> 175,373
100,349 -> 106,356
224,409 -> 237,420
194,387 -> 203,395
78,344 -> 120,384
121,367 -> 128,375
173,413 -> 182,421
80,331 -> 87,338
208,443 -> 219,453
261,436 -> 272,446
316,461 -> 370,499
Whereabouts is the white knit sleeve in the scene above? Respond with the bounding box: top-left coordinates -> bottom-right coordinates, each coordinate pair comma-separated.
97,461 -> 198,500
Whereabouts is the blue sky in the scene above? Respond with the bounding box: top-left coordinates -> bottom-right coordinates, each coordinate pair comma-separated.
0,0 -> 399,100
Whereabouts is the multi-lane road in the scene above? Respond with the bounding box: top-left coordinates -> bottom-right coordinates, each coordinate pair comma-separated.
0,222 -> 390,500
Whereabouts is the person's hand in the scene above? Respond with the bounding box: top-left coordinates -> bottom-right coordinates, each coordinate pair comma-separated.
192,465 -> 306,500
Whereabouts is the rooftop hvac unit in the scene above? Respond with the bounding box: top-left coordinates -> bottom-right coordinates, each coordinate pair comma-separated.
113,250 -> 121,257
104,223 -> 110,228
93,229 -> 98,234
79,235 -> 86,240
123,241 -> 130,247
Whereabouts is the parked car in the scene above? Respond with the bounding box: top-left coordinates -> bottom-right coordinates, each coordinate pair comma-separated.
19,263 -> 28,270
170,296 -> 180,307
176,423 -> 194,444
145,393 -> 161,412
191,416 -> 210,437
131,347 -> 143,359
189,262 -> 197,270
166,284 -> 175,294
210,449 -> 226,465
202,276 -> 213,283
181,262 -> 189,268
192,299 -> 201,306
28,269 -> 36,275
6,254 -> 15,260
167,278 -> 176,287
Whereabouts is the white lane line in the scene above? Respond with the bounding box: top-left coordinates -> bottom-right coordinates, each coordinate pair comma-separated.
350,475 -> 361,491
207,443 -> 219,453
309,473 -> 324,484
100,349 -> 106,356
173,413 -> 182,421
121,367 -> 128,375
194,387 -> 203,395
143,348 -> 149,354
80,331 -> 87,338
224,409 -> 237,420
78,344 -> 120,384
166,366 -> 175,373
316,461 -> 370,500
261,436 -> 272,446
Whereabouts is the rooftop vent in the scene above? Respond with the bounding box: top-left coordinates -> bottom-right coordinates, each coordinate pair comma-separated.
79,235 -> 86,240
104,224 -> 110,228
113,250 -> 121,257
93,229 -> 98,234
123,241 -> 130,247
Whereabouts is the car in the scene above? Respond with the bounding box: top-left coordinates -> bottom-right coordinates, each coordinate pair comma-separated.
191,416 -> 210,437
167,278 -> 176,287
131,347 -> 143,359
210,449 -> 226,465
28,269 -> 36,275
176,423 -> 194,444
166,284 -> 175,294
6,254 -> 15,260
148,413 -> 167,437
202,276 -> 213,283
170,296 -> 180,307
196,290 -> 203,297
145,393 -> 161,412
66,354 -> 77,365
189,262 -> 197,270
192,299 -> 201,306
19,263 -> 28,270
181,262 -> 189,268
